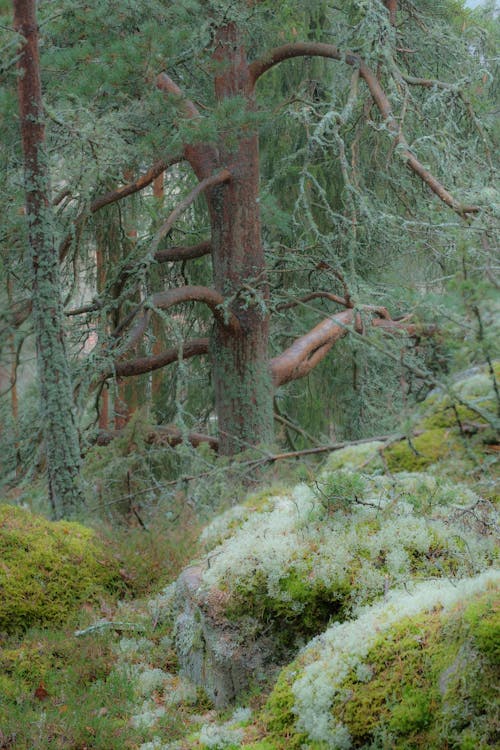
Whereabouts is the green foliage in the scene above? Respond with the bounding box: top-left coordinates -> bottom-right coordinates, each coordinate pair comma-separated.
0,504 -> 124,633
314,469 -> 367,511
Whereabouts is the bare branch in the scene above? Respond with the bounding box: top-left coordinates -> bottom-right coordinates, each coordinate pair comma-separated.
155,240 -> 211,263
249,42 -> 479,217
276,291 -> 351,312
90,155 -> 183,213
106,338 -> 209,378
271,309 -> 354,386
95,424 -> 218,451
150,285 -> 239,332
270,306 -> 432,387
150,168 -> 231,255
57,154 -> 184,264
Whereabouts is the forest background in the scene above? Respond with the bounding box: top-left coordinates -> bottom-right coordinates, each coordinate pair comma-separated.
0,0 -> 498,520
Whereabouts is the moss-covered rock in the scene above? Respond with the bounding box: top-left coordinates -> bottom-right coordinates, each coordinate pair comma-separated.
322,441 -> 385,473
0,504 -> 124,633
173,472 -> 497,706
253,571 -> 499,749
383,428 -> 460,472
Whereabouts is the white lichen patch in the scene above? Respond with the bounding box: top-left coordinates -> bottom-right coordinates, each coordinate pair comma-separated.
131,699 -> 166,729
197,472 -> 497,620
291,570 -> 500,746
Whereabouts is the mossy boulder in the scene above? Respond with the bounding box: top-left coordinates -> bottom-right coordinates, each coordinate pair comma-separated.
0,504 -> 124,633
322,441 -> 385,473
173,473 -> 497,706
251,571 -> 500,749
383,428 -> 460,472
420,364 -> 499,431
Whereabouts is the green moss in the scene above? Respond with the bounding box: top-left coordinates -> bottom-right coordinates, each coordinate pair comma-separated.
0,504 -> 124,633
260,667 -> 309,750
322,441 -> 385,472
0,627 -> 141,750
383,429 -> 459,472
334,591 -> 499,749
464,592 -> 500,662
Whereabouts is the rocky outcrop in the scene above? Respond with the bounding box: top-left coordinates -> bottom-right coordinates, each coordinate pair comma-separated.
174,565 -> 276,707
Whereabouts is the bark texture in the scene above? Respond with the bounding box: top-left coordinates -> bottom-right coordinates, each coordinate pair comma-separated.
14,0 -> 83,518
207,24 -> 274,454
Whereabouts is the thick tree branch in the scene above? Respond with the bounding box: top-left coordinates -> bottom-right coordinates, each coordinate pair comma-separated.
90,155 -> 183,213
249,42 -> 479,217
384,0 -> 397,26
270,306 -> 431,387
106,338 -> 209,378
156,72 -> 219,179
150,285 -> 239,332
155,240 -> 211,263
95,424 -> 218,451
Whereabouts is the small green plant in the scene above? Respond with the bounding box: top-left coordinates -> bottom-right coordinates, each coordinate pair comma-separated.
314,470 -> 367,512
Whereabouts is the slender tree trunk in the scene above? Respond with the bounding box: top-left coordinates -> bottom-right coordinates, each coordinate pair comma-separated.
208,24 -> 274,455
13,0 -> 83,518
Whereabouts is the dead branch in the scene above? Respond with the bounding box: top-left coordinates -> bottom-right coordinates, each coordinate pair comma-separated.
249,42 -> 479,217
90,155 -> 183,213
246,431 -> 422,466
276,291 -> 351,311
155,240 -> 211,263
95,424 -> 218,451
105,338 -> 209,378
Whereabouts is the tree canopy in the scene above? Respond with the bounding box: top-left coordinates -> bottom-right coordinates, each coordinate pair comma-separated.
0,0 -> 498,516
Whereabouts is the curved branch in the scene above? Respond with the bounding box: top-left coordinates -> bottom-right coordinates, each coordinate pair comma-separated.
270,306 -> 433,387
105,338 -> 209,378
57,154 -> 184,264
276,291 -> 351,311
155,240 -> 211,263
249,42 -> 479,217
90,155 -> 183,213
150,285 -> 240,332
150,168 -> 231,255
156,72 -> 219,179
156,72 -> 203,119
271,309 -> 354,386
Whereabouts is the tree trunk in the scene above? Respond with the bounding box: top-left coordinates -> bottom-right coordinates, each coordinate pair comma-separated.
13,0 -> 83,518
208,24 -> 274,455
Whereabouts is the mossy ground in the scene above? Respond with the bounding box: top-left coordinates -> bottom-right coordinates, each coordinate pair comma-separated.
0,504 -> 125,633
0,500 -> 204,750
334,590 -> 499,749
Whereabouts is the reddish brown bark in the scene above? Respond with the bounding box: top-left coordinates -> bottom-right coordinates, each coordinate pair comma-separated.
91,156 -> 182,212
96,425 -> 218,451
155,240 -> 211,263
385,0 -> 397,26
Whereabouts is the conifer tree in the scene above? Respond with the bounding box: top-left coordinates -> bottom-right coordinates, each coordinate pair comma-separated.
1,0 -> 497,473
12,0 -> 83,517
